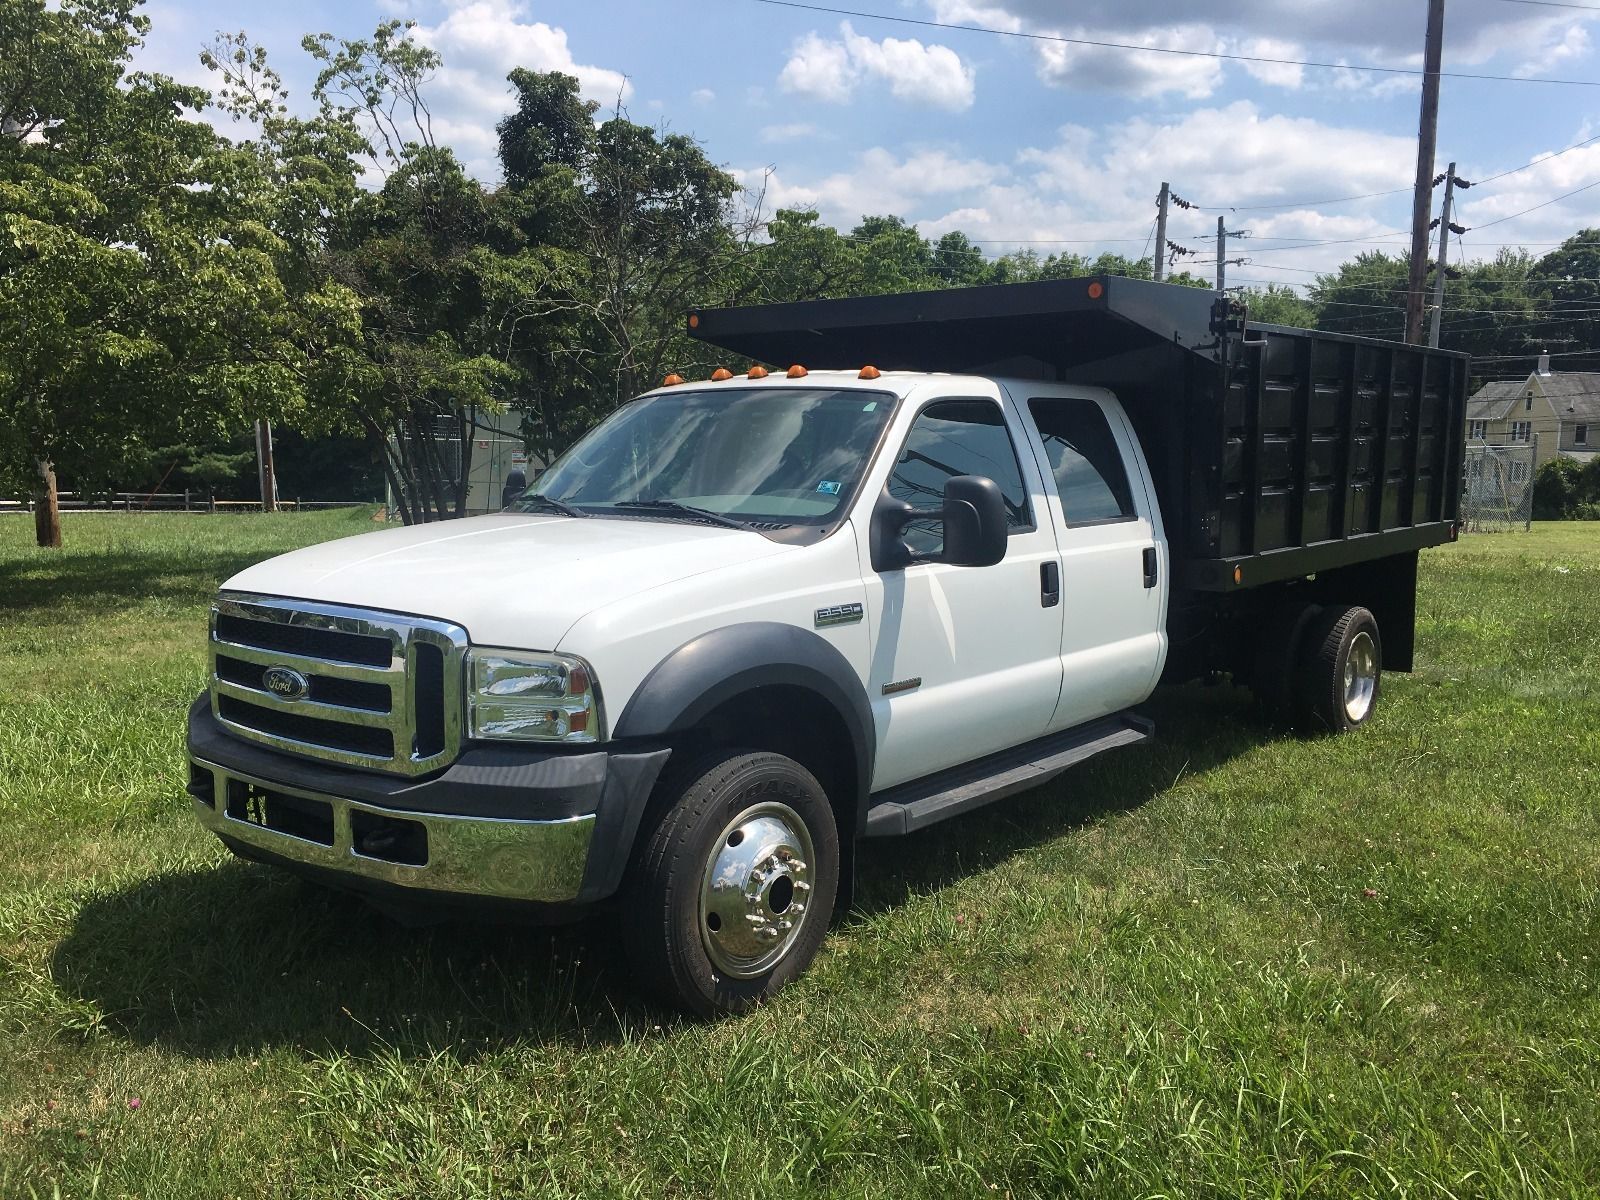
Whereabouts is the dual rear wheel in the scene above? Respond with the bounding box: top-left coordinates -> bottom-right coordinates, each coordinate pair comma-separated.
1254,603 -> 1383,733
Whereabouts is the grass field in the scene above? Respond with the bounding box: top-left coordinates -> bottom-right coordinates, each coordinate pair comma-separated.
1,511 -> 1598,1198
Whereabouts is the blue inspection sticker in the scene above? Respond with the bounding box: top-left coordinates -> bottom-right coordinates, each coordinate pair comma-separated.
816,480 -> 842,495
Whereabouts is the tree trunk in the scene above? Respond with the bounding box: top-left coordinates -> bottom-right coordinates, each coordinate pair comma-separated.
33,458 -> 62,549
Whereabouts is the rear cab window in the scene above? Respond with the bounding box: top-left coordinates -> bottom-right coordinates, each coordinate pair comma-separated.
1027,397 -> 1138,526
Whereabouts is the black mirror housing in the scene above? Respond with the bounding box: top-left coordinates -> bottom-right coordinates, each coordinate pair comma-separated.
870,474 -> 1008,570
939,475 -> 1008,566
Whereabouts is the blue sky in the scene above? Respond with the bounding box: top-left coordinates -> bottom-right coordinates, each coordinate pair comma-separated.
135,0 -> 1600,285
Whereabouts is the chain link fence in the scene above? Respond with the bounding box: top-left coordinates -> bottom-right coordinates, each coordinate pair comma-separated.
1462,441 -> 1536,532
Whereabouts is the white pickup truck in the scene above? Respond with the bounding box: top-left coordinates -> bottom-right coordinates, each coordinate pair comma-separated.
186,277 -> 1467,1015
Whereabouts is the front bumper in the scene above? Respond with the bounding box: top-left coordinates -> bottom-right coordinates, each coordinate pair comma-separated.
186,695 -> 669,907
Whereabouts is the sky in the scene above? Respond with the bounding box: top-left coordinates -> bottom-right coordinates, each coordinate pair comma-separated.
133,0 -> 1600,289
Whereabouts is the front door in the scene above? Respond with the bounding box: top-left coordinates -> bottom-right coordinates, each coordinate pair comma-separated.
860,390 -> 1065,791
1016,391 -> 1167,732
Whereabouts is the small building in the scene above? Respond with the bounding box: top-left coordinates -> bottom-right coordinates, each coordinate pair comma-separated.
1464,354 -> 1597,470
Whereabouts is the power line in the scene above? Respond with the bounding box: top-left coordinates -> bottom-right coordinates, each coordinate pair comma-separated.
751,0 -> 1600,86
1469,178 -> 1600,229
1488,0 -> 1600,11
1178,131 -> 1600,214
1468,131 -> 1600,188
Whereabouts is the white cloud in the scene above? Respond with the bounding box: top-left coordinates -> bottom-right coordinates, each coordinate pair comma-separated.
411,0 -> 630,177
761,121 -> 820,142
691,87 -> 716,104
741,102 -> 1445,277
779,22 -> 977,110
1034,24 -> 1225,98
1514,22 -> 1592,78
1236,37 -> 1304,89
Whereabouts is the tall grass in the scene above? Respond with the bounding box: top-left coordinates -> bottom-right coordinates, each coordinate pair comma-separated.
1,514 -> 1597,1198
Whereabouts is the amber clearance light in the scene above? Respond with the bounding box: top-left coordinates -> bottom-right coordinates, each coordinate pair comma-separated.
662,373 -> 685,386
710,367 -> 734,381
1087,281 -> 1104,300
858,365 -> 881,380
747,365 -> 769,379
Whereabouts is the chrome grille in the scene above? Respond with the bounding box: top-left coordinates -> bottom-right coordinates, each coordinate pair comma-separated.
209,594 -> 468,776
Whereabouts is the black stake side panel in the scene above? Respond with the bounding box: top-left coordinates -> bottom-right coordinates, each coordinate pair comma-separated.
687,275 -> 1468,594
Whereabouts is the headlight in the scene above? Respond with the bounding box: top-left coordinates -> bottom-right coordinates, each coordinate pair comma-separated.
465,648 -> 603,743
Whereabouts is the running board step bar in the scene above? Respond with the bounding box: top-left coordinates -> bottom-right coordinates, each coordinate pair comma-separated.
862,712 -> 1154,838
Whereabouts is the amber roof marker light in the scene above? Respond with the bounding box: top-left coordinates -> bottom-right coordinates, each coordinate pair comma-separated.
786,365 -> 808,378
710,367 -> 733,381
858,365 -> 881,380
747,365 -> 769,379
662,373 -> 685,386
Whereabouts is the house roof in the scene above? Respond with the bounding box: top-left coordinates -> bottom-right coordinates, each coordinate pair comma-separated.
1467,371 -> 1600,423
1465,379 -> 1526,420
1537,372 -> 1600,423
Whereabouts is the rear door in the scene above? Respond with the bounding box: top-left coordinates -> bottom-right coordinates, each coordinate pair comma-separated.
858,385 -> 1065,790
1013,388 -> 1168,732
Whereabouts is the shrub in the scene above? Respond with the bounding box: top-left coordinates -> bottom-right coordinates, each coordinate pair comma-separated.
1532,457 -> 1583,519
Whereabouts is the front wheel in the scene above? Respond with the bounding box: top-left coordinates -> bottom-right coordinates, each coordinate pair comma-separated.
620,749 -> 839,1017
1296,605 -> 1382,733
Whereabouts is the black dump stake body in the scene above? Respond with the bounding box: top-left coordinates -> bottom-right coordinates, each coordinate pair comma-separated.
690,273 -> 1467,683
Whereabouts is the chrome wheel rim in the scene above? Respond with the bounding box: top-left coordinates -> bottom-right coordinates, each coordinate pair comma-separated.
699,801 -> 815,979
1343,630 -> 1378,723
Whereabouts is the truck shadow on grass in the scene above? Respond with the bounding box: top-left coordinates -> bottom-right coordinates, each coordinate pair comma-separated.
51,685 -> 1268,1056
0,542 -> 283,619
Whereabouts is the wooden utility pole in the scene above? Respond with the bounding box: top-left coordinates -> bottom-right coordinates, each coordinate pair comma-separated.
1154,182 -> 1171,282
1217,216 -> 1226,293
1428,161 -> 1458,348
1405,0 -> 1447,344
255,419 -> 278,513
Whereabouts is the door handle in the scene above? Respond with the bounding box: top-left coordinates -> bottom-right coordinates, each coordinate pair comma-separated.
1040,561 -> 1060,607
1142,547 -> 1158,589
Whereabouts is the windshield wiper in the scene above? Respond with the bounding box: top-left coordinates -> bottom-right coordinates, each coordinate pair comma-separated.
518,493 -> 587,518
612,498 -> 753,531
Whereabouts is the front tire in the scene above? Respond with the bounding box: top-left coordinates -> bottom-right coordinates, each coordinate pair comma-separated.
620,749 -> 839,1017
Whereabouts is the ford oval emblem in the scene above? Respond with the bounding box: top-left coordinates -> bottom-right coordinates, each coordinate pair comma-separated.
262,666 -> 310,701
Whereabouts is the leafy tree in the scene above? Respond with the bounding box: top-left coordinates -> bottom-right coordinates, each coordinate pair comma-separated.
1530,230 -> 1600,374
1532,456 -> 1583,520
1,0 -> 294,546
1240,283 -> 1318,328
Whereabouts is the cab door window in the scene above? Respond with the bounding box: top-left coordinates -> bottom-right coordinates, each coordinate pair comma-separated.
887,399 -> 1032,556
1028,398 -> 1137,525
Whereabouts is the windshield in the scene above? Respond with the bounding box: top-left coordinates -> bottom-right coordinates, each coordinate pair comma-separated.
518,387 -> 895,528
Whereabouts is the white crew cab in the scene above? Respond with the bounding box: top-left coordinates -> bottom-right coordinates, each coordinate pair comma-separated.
187,277 -> 1466,1015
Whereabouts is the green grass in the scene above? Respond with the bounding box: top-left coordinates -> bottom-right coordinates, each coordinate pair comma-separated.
1,513 -> 1598,1198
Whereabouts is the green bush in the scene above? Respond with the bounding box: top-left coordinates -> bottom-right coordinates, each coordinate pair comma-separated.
1532,458 -> 1583,519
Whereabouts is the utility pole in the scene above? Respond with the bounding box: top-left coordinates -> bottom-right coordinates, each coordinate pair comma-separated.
1214,218 -> 1249,294
255,419 -> 278,513
1154,182 -> 1170,282
1404,0 -> 1447,344
1216,216 -> 1226,293
1428,161 -> 1458,348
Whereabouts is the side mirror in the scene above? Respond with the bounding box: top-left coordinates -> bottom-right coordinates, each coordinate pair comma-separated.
940,475 -> 1008,567
870,474 -> 1009,571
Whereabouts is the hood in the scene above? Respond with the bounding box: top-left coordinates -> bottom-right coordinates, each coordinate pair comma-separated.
221,513 -> 795,649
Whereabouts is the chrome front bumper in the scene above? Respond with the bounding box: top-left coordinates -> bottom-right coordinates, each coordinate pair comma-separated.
189,759 -> 596,903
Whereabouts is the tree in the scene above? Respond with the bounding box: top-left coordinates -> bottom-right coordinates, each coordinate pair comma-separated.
1,0 -> 294,546
1530,230 -> 1600,375
1240,283 -> 1318,328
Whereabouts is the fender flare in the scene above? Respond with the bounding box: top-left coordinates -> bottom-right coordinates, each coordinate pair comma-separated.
612,622 -> 875,832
